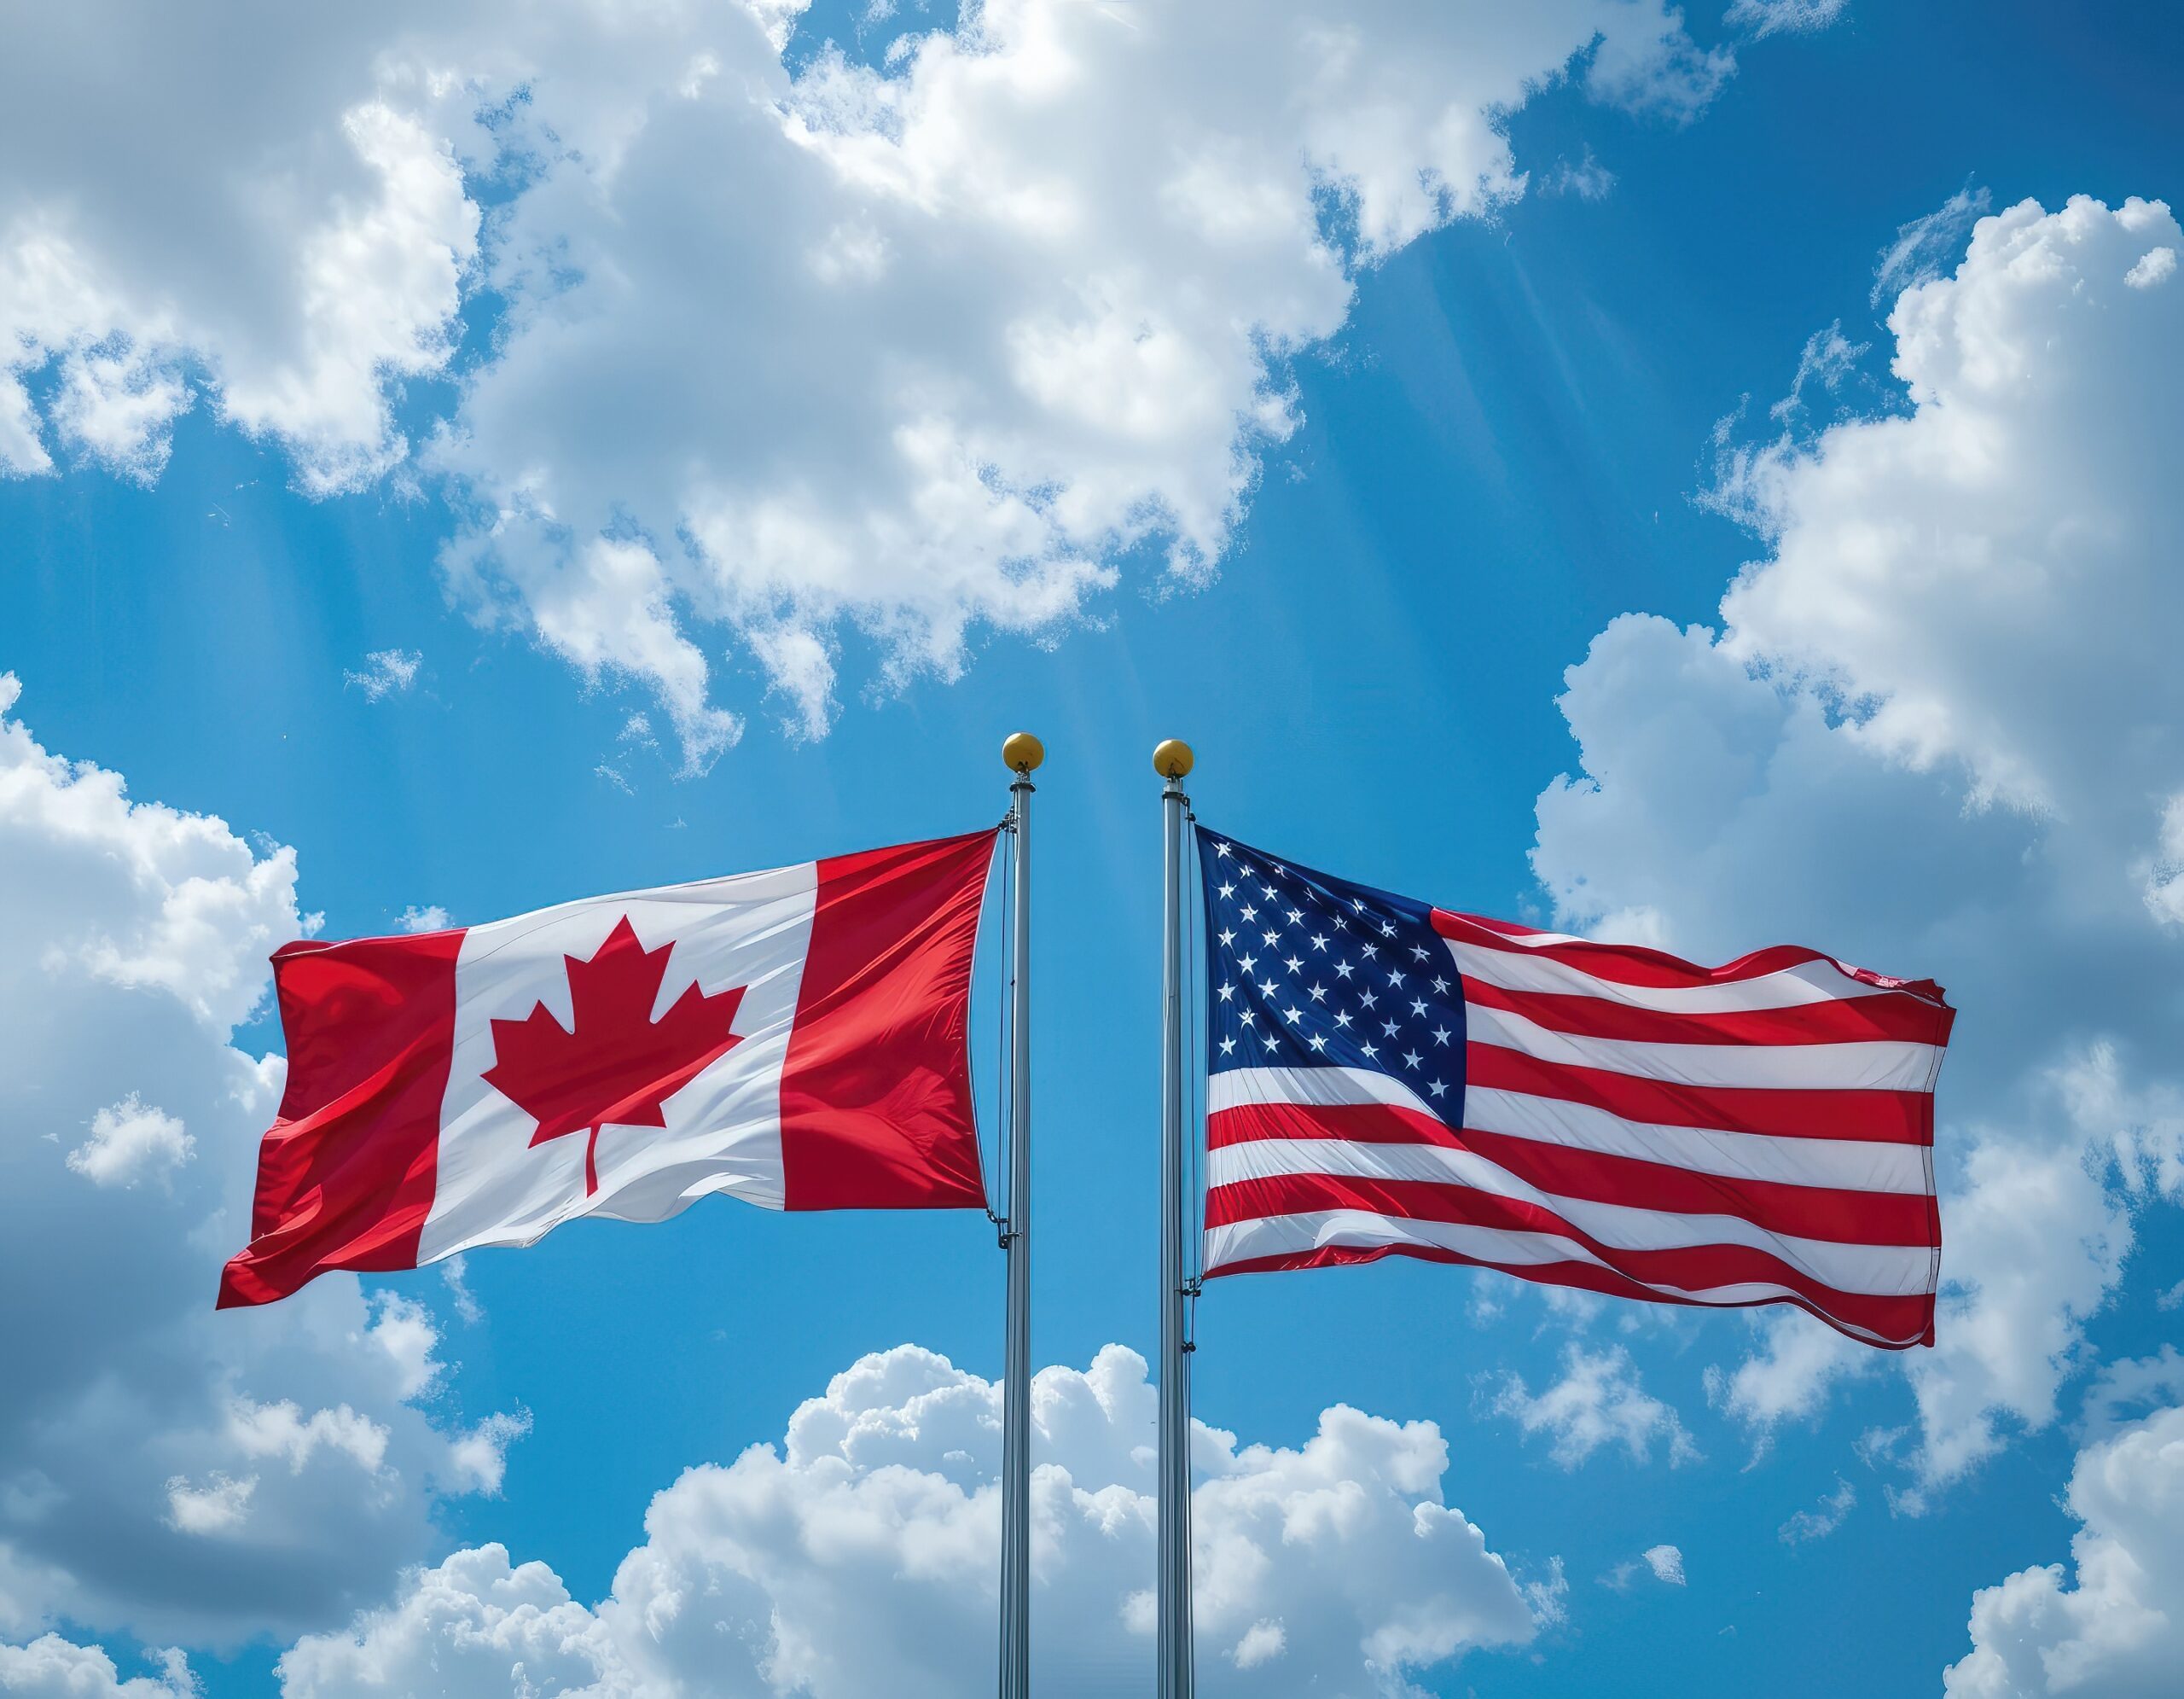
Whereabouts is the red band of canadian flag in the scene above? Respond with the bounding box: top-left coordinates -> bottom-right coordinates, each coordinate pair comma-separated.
219,830 -> 996,1308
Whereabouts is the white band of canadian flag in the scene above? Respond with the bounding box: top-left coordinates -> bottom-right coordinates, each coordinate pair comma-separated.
220,831 -> 996,1308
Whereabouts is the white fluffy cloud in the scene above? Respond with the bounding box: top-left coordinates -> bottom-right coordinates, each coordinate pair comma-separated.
65,1095 -> 193,1189
0,1637 -> 197,1699
0,674 -> 520,1644
1488,1344 -> 1698,1468
3,0 -> 1757,754
1530,195 -> 2184,1497
1944,1399 -> 2184,1696
280,1342 -> 1552,1697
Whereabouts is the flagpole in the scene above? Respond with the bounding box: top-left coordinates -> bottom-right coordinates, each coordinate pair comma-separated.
1154,738 -> 1196,1699
997,731 -> 1041,1699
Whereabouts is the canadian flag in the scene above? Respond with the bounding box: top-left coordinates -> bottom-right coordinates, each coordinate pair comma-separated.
219,831 -> 996,1308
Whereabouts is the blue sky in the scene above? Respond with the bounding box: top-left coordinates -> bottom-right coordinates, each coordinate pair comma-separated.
3,3 -> 2181,1696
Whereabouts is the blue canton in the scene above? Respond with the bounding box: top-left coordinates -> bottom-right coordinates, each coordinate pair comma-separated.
1196,825 -> 1467,1116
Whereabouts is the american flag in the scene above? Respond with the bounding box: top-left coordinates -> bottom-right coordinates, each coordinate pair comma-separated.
1195,827 -> 1952,1349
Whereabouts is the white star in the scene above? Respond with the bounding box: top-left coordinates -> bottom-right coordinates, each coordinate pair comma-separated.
1262,928 -> 1280,946
1217,982 -> 1235,1002
1217,882 -> 1236,900
1240,1010 -> 1256,1026
1284,1005 -> 1303,1025
1262,884 -> 1277,901
1273,864 -> 1288,876
1310,933 -> 1329,951
1215,842 -> 1233,858
1382,1020 -> 1399,1038
1427,1078 -> 1448,1098
1432,976 -> 1450,995
1240,904 -> 1258,921
1403,1050 -> 1422,1068
1361,943 -> 1379,959
1334,1010 -> 1352,1028
1333,916 -> 1350,931
1284,954 -> 1303,974
1237,863 -> 1254,879
1219,1037 -> 1237,1056
1239,953 -> 1258,975
1309,983 -> 1327,1003
1380,921 -> 1396,938
1351,899 -> 1366,913
1432,1026 -> 1451,1045
1360,990 -> 1378,1010
1333,961 -> 1354,980
1217,928 -> 1236,946
1410,944 -> 1429,962
1361,1042 -> 1379,1060
1258,980 -> 1281,999
1409,998 -> 1427,1017
1262,1032 -> 1280,1052
1309,1033 -> 1327,1052
1388,969 -> 1406,987
1287,908 -> 1304,925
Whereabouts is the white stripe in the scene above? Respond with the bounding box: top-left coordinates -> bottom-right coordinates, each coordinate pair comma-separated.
1466,1001 -> 1938,1091
1210,1064 -> 1435,1119
1465,1086 -> 1929,1194
1443,937 -> 1894,1014
1205,1139 -> 1928,1294
1435,921 -> 1594,950
1208,1068 -> 1927,1195
1200,1212 -> 1920,1345
421,862 -> 814,1261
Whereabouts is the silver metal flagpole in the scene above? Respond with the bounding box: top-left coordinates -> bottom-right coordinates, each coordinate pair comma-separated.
1154,737 -> 1196,1699
997,730 -> 1042,1699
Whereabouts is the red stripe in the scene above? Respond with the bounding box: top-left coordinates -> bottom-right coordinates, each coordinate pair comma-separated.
1207,1099 -> 1463,1150
780,830 -> 996,1211
1467,1042 -> 1935,1145
1445,1122 -> 1930,1245
217,928 -> 463,1308
1208,1103 -> 1933,1246
1461,974 -> 1945,1047
1204,1241 -> 1934,1349
1432,910 -> 1952,1014
1203,1170 -> 1920,1332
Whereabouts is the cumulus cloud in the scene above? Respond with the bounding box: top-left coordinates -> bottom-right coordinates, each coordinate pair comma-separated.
1944,1401 -> 2184,1696
3,0 -> 1757,755
280,1342 -> 1550,1696
65,1095 -> 193,1189
0,1637 -> 198,1699
1530,194 -> 2184,1498
1488,1344 -> 1699,1468
162,1475 -> 255,1539
0,674 -> 520,1645
0,8 -> 479,492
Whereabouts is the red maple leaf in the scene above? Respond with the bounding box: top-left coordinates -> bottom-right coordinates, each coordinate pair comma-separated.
482,916 -> 746,1195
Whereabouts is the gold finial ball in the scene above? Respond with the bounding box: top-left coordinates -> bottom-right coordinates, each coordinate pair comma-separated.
1153,738 -> 1194,780
1002,730 -> 1045,773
